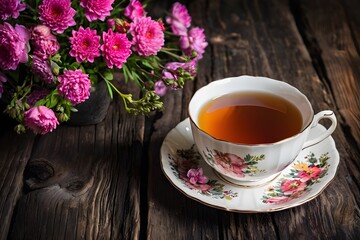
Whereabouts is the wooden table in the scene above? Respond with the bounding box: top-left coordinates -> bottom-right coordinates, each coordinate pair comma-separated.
1,0 -> 359,239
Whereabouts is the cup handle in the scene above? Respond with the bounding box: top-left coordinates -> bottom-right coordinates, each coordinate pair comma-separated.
302,110 -> 337,150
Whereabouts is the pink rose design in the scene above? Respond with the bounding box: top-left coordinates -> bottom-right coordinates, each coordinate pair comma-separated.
297,166 -> 322,182
280,179 -> 307,195
214,150 -> 247,177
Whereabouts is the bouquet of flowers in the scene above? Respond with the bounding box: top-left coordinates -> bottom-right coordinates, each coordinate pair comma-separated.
0,0 -> 207,134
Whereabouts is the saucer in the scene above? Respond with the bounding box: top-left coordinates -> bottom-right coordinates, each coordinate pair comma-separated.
160,118 -> 339,212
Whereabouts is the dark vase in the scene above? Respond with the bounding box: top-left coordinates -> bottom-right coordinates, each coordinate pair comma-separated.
67,81 -> 111,125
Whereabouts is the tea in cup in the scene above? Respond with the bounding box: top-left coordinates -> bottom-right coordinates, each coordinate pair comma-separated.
188,76 -> 337,187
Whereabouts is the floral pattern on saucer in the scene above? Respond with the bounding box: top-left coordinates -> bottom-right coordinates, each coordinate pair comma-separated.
161,118 -> 339,212
203,148 -> 266,178
262,152 -> 330,204
169,145 -> 239,200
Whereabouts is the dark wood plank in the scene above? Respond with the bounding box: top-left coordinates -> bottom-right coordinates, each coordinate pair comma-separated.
0,124 -> 35,240
290,0 -> 360,237
8,81 -> 144,239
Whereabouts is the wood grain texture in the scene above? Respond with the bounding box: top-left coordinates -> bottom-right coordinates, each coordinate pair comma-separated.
7,80 -> 144,239
0,125 -> 34,240
146,0 -> 360,239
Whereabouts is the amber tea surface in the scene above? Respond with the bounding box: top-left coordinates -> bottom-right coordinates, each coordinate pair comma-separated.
198,91 -> 303,144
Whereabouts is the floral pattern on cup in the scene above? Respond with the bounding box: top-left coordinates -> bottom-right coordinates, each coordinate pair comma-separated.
202,148 -> 265,178
262,152 -> 330,204
168,145 -> 238,200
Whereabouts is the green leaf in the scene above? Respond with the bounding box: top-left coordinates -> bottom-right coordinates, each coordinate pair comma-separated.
140,59 -> 154,70
47,94 -> 60,108
87,69 -> 95,74
103,70 -> 113,81
69,62 -> 81,70
105,81 -> 114,99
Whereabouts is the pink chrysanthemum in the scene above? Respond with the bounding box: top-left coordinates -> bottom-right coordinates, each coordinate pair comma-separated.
0,23 -> 30,70
57,69 -> 91,105
0,0 -> 26,21
179,27 -> 208,59
24,106 -> 59,134
80,0 -> 114,22
38,0 -> 76,34
166,2 -> 191,36
31,55 -> 54,85
31,25 -> 60,60
100,29 -> 132,69
124,0 -> 144,21
129,16 -> 164,56
69,27 -> 101,63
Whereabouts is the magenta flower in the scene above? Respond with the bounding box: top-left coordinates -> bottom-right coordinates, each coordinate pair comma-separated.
124,0 -> 144,21
129,16 -> 164,56
69,27 -> 101,63
38,0 -> 76,34
24,106 -> 59,134
100,29 -> 132,69
26,88 -> 49,107
80,0 -> 114,22
166,2 -> 191,36
163,61 -> 197,79
180,27 -> 208,59
57,69 -> 91,105
31,25 -> 60,60
31,55 -> 54,85
0,73 -> 7,98
0,23 -> 30,70
153,80 -> 168,97
187,168 -> 208,185
0,0 -> 26,21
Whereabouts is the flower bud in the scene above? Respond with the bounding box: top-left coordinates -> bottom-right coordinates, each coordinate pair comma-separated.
14,124 -> 26,134
57,112 -> 69,122
51,61 -> 60,76
114,19 -> 130,33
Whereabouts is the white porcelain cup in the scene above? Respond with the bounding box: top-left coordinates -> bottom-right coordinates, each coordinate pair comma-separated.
188,76 -> 337,187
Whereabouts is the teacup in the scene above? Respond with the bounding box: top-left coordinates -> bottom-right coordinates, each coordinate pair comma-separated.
188,76 -> 337,187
